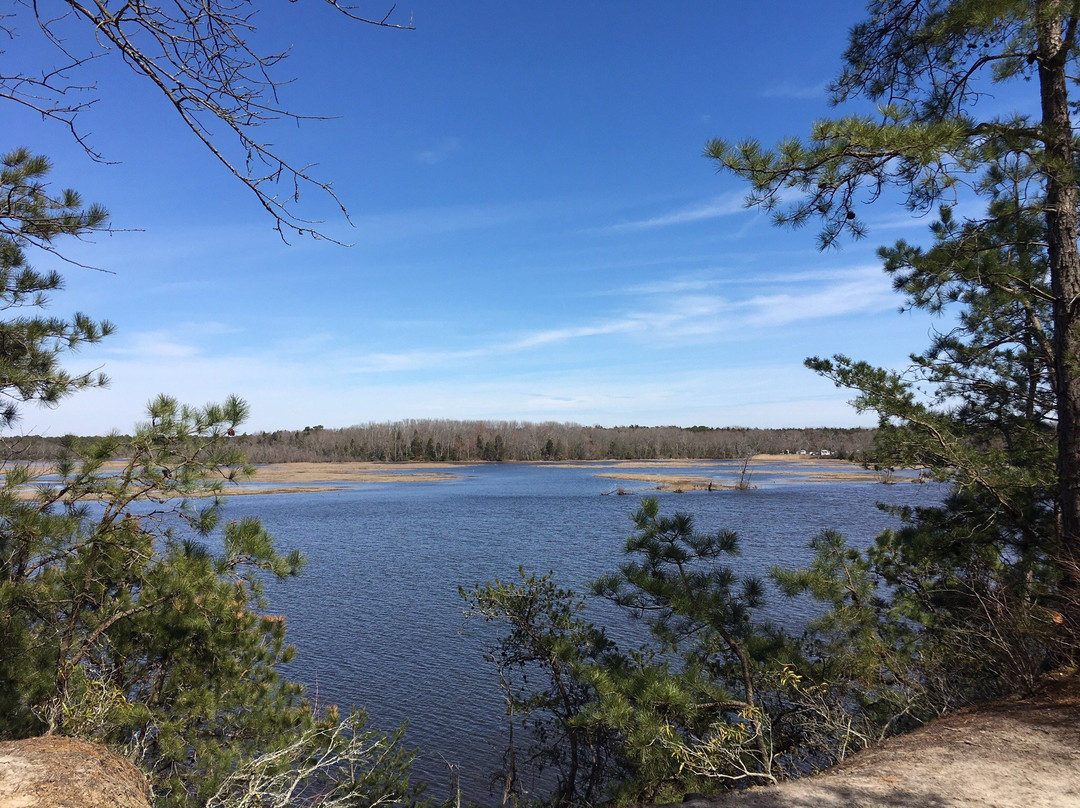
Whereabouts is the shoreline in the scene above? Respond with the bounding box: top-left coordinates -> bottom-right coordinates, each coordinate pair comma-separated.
234,455 -> 912,496
6,456 -> 919,498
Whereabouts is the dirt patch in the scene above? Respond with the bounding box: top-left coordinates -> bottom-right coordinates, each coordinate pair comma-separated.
5,461 -> 465,499
215,463 -> 463,496
553,459 -> 727,469
0,736 -> 152,808
250,462 -> 461,483
5,459 -> 913,499
751,469 -> 923,483
595,473 -> 736,492
671,671 -> 1080,808
557,458 -> 821,469
750,454 -> 828,462
251,461 -> 462,479
592,459 -> 924,489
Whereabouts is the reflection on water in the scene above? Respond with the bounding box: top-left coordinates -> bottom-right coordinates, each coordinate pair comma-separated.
223,462 -> 941,804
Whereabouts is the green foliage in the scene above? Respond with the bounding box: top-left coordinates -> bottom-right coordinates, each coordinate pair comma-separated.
1,149 -> 109,242
793,156 -> 1067,694
0,397 -> 420,807
0,149 -> 113,426
0,150 -> 419,808
805,153 -> 1056,525
596,499 -> 764,665
472,492 -> 1048,805
466,501 -> 804,805
462,569 -> 620,808
771,530 -> 930,726
471,6 -> 1080,799
589,499 -> 779,799
709,0 -> 1080,650
708,0 -> 1078,683
462,8 -> 1080,808
577,653 -> 773,804
705,1 -> 1061,250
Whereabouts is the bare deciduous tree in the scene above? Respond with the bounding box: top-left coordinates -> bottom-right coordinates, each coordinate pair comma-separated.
3,0 -> 412,239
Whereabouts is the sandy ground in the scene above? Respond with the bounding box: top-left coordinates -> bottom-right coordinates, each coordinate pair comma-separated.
555,455 -> 829,467
671,671 -> 1080,808
0,736 -> 153,808
593,457 -> 915,491
197,457 -> 893,496
5,460 -> 467,497
593,470 -> 916,490
220,461 -> 463,495
596,472 -> 739,492
5,457 -> 912,497
252,461 -> 463,478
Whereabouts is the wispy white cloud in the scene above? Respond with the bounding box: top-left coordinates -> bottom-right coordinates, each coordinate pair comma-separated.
335,268 -> 896,375
863,209 -> 940,233
761,80 -> 828,100
742,264 -> 885,285
601,267 -> 895,341
741,275 -> 895,327
416,137 -> 461,165
607,194 -> 746,232
507,320 -> 642,350
177,320 -> 239,337
109,331 -> 201,359
605,276 -> 723,296
599,265 -> 881,298
343,317 -> 650,373
349,347 -> 489,373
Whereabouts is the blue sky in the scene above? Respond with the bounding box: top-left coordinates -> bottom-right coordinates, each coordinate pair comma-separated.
10,1 -> 950,435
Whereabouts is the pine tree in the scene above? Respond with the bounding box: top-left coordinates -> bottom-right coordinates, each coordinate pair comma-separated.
708,0 -> 1080,652
590,498 -> 775,799
0,149 -> 113,426
466,500 -> 794,805
0,152 -> 419,807
462,569 -> 618,808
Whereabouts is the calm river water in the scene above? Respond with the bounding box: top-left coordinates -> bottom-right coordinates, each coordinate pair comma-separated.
222,461 -> 941,803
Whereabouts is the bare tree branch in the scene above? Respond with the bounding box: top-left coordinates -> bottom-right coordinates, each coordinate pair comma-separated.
7,0 -> 412,241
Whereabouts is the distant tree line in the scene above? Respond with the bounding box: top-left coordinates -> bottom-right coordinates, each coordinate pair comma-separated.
18,421 -> 877,464
237,421 -> 875,463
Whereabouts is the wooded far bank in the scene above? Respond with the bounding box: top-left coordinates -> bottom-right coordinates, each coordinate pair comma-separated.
19,421 -> 877,464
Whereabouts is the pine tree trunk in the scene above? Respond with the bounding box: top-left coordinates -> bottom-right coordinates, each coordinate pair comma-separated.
1037,3 -> 1080,631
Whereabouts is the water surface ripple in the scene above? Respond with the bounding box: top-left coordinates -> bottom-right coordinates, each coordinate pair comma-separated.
224,462 -> 941,803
